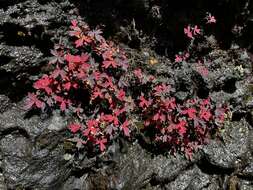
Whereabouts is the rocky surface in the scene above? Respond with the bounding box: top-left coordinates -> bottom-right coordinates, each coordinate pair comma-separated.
0,0 -> 253,189
1,104 -> 252,189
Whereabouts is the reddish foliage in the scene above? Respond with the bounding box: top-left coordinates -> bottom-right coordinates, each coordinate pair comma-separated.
26,18 -> 227,159
68,123 -> 82,133
134,78 -> 226,159
26,20 -> 131,152
206,13 -> 216,24
184,25 -> 201,39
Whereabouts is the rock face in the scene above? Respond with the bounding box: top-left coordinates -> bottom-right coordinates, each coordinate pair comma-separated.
0,0 -> 253,189
0,104 -> 252,189
0,105 -> 71,189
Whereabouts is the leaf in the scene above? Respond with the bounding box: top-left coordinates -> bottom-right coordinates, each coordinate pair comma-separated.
117,89 -> 126,101
175,55 -> 182,63
60,101 -> 67,111
121,120 -> 130,136
96,138 -> 107,152
71,20 -> 78,27
133,68 -> 143,79
193,25 -> 201,35
65,54 -> 81,63
184,25 -> 193,39
68,123 -> 81,133
75,38 -> 83,48
206,13 -> 216,24
102,60 -> 117,68
63,82 -> 72,91
33,75 -> 52,94
24,93 -> 45,110
88,29 -> 104,42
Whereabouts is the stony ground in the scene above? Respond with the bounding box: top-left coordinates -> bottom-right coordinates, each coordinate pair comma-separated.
0,0 -> 253,189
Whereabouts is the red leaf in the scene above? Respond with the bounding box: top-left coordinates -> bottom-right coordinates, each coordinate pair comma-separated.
71,20 -> 78,27
102,60 -> 117,68
75,38 -> 83,48
84,119 -> 99,136
25,93 -> 45,110
181,108 -> 197,119
175,54 -> 183,63
63,82 -> 71,91
65,54 -> 81,63
184,25 -> 193,39
53,95 -> 63,103
114,107 -> 125,117
117,89 -> 126,101
206,13 -> 216,24
199,108 -> 212,121
60,101 -> 66,111
139,95 -> 152,108
96,138 -> 107,152
92,87 -> 104,99
193,25 -> 201,35
33,75 -> 52,94
121,120 -> 130,136
176,120 -> 187,135
134,68 -> 142,79
80,53 -> 89,63
164,98 -> 177,110
153,83 -> 170,96
51,68 -> 66,79
68,123 -> 81,133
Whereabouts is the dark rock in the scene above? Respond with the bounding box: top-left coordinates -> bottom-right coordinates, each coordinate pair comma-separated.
202,119 -> 250,169
0,95 -> 11,113
240,156 -> 253,179
62,176 -> 87,190
164,166 -> 210,190
81,142 -> 194,189
0,104 -> 71,189
0,0 -> 75,101
0,104 -> 69,138
0,173 -> 7,190
0,134 -> 70,189
238,179 -> 253,190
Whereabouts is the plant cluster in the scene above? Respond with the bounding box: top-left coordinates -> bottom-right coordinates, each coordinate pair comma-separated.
26,15 -> 227,159
138,90 -> 226,159
130,67 -> 226,159
26,20 -> 132,152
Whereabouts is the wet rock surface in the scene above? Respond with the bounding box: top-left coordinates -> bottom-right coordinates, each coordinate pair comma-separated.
0,0 -> 253,189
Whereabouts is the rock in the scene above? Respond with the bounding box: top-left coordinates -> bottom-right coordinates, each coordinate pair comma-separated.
0,173 -> 7,190
240,156 -> 253,179
0,104 -> 71,189
0,105 -> 68,138
0,95 -> 11,113
0,133 -> 70,189
0,0 -> 75,101
202,119 -> 250,169
164,166 -> 210,190
1,136 -> 69,189
47,112 -> 68,131
83,142 -> 193,189
62,176 -> 86,190
238,180 -> 253,190
202,176 -> 221,190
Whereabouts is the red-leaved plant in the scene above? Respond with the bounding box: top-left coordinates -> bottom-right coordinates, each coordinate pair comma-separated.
26,17 -> 227,159
135,83 -> 226,159
25,20 -> 133,152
